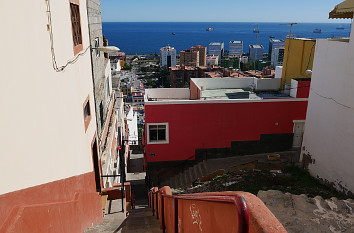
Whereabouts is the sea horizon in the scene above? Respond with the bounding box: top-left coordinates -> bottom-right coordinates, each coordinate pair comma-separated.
102,22 -> 351,55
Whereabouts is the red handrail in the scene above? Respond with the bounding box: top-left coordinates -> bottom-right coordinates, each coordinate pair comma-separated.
149,186 -> 250,233
149,187 -> 287,233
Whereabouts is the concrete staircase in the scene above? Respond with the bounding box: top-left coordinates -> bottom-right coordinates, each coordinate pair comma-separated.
161,151 -> 300,189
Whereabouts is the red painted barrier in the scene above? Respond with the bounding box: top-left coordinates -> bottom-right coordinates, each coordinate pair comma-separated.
148,187 -> 287,233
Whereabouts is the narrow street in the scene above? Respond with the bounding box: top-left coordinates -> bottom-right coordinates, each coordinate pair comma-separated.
85,151 -> 161,233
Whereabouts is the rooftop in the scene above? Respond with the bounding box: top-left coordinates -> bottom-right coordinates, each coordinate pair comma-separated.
249,44 -> 264,49
230,41 -> 243,44
144,77 -> 304,104
209,42 -> 224,46
270,39 -> 284,43
160,46 -> 175,51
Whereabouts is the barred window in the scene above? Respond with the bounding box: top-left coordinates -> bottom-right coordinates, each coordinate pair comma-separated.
70,3 -> 82,49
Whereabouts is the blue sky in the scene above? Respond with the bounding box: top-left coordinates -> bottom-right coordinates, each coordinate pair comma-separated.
101,0 -> 350,23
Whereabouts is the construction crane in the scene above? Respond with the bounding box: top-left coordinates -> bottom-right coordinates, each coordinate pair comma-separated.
280,23 -> 298,38
251,23 -> 260,44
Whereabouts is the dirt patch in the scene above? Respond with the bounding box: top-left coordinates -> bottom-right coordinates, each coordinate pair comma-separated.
185,166 -> 353,200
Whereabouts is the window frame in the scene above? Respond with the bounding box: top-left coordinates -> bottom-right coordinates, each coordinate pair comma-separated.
69,0 -> 83,55
94,37 -> 100,57
83,95 -> 91,132
147,123 -> 169,144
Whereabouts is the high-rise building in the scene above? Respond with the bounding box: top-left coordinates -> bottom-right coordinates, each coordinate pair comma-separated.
229,41 -> 243,56
191,45 -> 207,66
268,39 -> 285,65
180,49 -> 199,67
249,45 -> 264,61
208,42 -> 224,61
160,46 -> 176,67
272,47 -> 285,67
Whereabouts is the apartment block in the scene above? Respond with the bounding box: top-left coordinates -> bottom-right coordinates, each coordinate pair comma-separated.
180,49 -> 199,67
191,45 -> 207,66
209,42 -> 224,61
269,39 -> 285,65
249,44 -> 264,61
229,41 -> 243,56
160,46 -> 177,67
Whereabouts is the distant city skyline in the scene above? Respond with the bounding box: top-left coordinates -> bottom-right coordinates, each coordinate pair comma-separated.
102,0 -> 350,23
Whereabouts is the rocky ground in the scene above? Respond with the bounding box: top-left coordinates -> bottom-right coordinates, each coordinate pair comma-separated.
174,166 -> 354,233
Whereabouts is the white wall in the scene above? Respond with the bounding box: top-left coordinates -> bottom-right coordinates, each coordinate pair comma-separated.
254,78 -> 281,91
0,0 -> 96,194
275,66 -> 283,79
191,78 -> 255,90
301,26 -> 354,194
145,88 -> 190,100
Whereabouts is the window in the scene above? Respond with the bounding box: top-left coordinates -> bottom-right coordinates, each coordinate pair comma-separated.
70,1 -> 83,54
94,38 -> 100,57
99,102 -> 104,128
83,95 -> 91,132
106,77 -> 110,100
147,123 -> 169,144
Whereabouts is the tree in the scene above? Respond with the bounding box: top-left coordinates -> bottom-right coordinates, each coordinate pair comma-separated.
241,62 -> 254,71
156,66 -> 170,88
122,63 -> 132,70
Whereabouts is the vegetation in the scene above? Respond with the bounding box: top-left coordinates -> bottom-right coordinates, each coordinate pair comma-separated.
191,166 -> 354,200
122,63 -> 132,70
155,66 -> 170,88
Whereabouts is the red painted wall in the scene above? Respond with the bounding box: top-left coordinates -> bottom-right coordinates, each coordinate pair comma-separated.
296,80 -> 311,98
0,172 -> 102,233
145,100 -> 307,163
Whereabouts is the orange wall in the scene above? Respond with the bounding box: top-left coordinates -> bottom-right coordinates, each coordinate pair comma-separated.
0,172 -> 102,233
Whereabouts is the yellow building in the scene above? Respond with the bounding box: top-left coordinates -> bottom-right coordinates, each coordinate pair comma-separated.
281,38 -> 316,89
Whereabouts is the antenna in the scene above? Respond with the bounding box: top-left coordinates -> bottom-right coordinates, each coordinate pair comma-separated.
280,23 -> 298,38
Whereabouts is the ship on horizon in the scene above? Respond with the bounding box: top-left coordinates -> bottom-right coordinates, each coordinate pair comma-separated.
206,27 -> 214,31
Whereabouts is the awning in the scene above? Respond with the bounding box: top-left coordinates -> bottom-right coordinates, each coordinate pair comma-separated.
329,0 -> 354,18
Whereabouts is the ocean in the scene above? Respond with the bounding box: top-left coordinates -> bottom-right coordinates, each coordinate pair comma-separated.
102,22 -> 351,55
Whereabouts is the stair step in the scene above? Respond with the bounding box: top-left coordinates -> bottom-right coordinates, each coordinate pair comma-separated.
183,171 -> 189,188
172,176 -> 177,188
195,163 -> 203,179
189,166 -> 197,182
177,173 -> 184,188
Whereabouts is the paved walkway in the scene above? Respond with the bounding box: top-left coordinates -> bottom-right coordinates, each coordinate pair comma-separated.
85,151 -> 161,233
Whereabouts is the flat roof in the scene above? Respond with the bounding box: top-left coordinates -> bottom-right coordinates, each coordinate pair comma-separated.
201,88 -> 260,100
209,42 -> 224,45
249,44 -> 264,49
270,39 -> 284,43
230,41 -> 243,44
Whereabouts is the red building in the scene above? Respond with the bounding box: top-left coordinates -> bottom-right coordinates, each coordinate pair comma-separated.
143,78 -> 309,182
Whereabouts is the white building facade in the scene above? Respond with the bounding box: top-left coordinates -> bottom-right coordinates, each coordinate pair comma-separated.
271,47 -> 285,67
269,39 -> 285,65
301,23 -> 354,194
229,41 -> 243,56
0,0 -> 102,231
206,55 -> 219,66
160,46 -> 176,67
